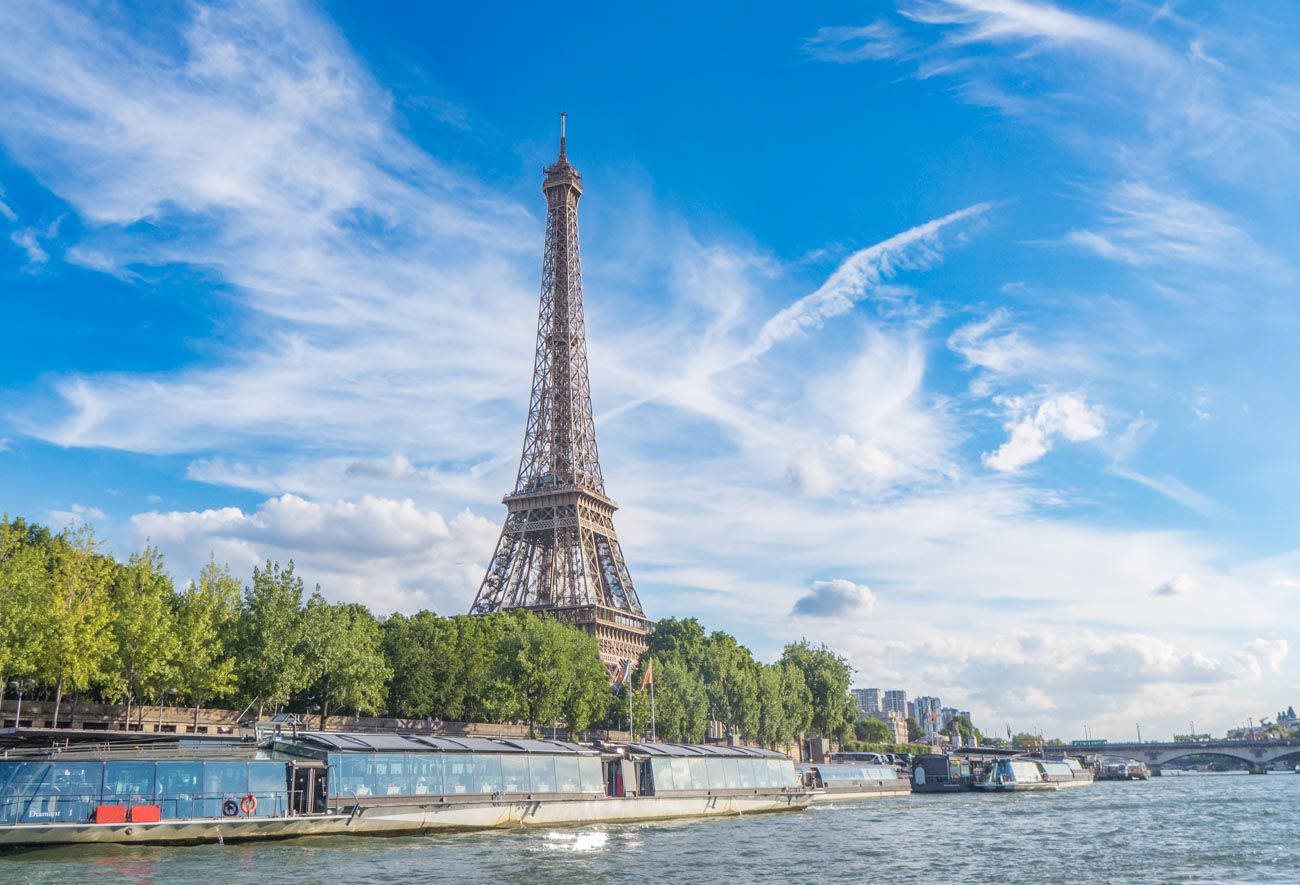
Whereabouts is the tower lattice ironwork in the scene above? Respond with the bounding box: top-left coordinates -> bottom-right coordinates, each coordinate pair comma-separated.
470,116 -> 651,668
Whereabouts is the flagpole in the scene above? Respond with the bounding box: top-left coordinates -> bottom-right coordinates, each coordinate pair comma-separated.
650,680 -> 657,741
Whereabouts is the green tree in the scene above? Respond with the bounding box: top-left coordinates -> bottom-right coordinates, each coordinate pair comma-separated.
780,640 -> 854,740
0,517 -> 47,689
855,717 -> 894,743
646,617 -> 709,671
300,593 -> 391,727
700,632 -> 760,740
238,560 -> 307,716
559,629 -> 611,736
108,546 -> 179,725
649,658 -> 709,743
35,525 -> 116,728
173,558 -> 241,727
777,660 -> 814,747
453,613 -> 516,722
495,612 -> 598,737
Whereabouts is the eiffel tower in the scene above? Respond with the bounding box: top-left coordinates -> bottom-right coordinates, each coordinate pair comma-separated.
470,116 -> 652,668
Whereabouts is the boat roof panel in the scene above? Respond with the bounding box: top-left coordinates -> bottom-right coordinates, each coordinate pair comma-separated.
625,742 -> 788,759
290,733 -> 593,754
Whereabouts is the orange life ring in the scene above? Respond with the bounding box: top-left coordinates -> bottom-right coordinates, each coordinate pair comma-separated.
239,794 -> 257,815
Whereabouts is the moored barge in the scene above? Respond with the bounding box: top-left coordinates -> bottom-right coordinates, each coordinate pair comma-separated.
0,733 -> 809,849
797,761 -> 912,801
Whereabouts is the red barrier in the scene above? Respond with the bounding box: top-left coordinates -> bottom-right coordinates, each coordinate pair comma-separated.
128,805 -> 161,822
94,805 -> 127,824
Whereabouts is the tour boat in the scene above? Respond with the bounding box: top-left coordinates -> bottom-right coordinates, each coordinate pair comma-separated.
796,761 -> 912,801
973,756 -> 1095,792
0,732 -> 809,849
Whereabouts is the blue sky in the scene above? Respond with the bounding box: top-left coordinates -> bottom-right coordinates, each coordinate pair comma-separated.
2,0 -> 1299,739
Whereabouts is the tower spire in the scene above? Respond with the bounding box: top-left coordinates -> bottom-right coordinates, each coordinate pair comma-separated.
470,119 -> 651,670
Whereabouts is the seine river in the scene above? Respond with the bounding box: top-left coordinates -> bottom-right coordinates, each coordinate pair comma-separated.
4,773 -> 1297,883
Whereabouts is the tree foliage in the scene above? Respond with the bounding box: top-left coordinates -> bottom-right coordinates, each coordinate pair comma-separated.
0,515 -> 870,747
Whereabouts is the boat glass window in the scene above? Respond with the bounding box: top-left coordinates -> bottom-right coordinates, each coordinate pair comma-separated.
103,760 -> 155,803
650,758 -> 675,792
374,754 -> 410,797
500,754 -> 529,792
29,761 -> 102,823
335,756 -> 374,797
472,754 -> 503,794
155,760 -> 202,820
409,754 -> 443,795
704,758 -> 725,790
444,754 -> 474,794
578,756 -> 604,794
737,759 -> 757,788
687,758 -> 709,790
248,761 -> 287,816
528,756 -> 556,793
203,761 -> 249,817
553,755 -> 581,793
719,758 -> 739,789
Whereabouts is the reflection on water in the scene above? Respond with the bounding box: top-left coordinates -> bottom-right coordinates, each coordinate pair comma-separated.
4,775 -> 1300,884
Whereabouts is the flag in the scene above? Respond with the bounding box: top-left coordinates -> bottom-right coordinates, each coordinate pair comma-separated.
1006,724 -> 1012,740
640,659 -> 654,689
610,658 -> 634,694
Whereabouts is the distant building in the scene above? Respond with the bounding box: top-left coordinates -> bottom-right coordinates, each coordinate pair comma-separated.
883,690 -> 908,716
1278,706 -> 1298,729
940,707 -> 959,728
865,710 -> 909,744
851,688 -> 881,715
915,697 -> 943,734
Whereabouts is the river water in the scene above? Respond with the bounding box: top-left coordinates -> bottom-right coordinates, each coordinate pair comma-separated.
4,773 -> 1297,883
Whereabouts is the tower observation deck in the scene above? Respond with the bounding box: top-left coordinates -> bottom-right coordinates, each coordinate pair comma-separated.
469,116 -> 652,669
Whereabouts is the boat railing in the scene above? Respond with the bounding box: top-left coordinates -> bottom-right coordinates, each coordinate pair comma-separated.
0,789 -> 293,825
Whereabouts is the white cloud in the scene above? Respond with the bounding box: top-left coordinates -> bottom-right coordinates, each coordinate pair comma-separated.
9,228 -> 47,268
0,183 -> 16,221
130,494 -> 500,613
804,22 -> 914,63
790,579 -> 877,618
739,202 -> 989,365
48,503 -> 107,527
900,0 -> 1174,67
983,392 -> 1104,472
1063,181 -> 1275,272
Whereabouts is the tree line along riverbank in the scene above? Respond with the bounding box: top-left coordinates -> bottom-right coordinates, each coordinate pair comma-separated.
1,515 -> 887,748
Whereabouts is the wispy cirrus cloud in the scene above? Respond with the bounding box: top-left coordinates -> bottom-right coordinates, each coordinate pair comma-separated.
804,22 -> 915,63
1062,181 -> 1278,272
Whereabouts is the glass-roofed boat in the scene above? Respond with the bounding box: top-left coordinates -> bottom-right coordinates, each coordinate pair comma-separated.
973,756 -> 1095,792
795,761 -> 912,801
0,732 -> 809,849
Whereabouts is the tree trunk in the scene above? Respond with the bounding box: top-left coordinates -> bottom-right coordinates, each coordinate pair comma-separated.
52,677 -> 65,729
320,698 -> 329,731
193,701 -> 201,730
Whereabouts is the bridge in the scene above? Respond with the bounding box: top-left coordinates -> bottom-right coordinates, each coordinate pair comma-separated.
1082,739 -> 1300,773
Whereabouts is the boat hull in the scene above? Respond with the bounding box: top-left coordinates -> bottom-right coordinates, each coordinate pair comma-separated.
0,792 -> 809,849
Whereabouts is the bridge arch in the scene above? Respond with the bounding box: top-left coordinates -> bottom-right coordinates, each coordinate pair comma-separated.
1158,751 -> 1259,770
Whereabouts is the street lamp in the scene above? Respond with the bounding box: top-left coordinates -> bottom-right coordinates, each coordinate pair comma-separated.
8,679 -> 34,730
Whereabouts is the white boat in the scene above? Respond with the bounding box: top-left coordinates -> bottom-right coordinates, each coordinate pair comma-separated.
796,762 -> 912,801
973,756 -> 1095,792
